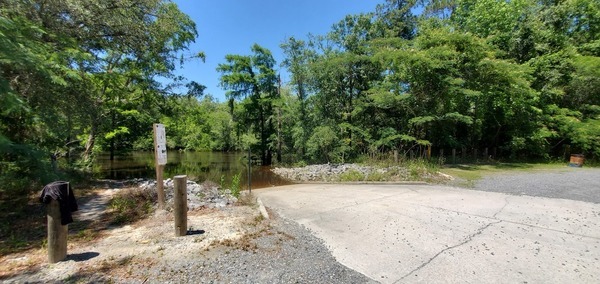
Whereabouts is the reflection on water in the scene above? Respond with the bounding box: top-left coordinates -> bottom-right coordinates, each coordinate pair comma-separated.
94,151 -> 291,189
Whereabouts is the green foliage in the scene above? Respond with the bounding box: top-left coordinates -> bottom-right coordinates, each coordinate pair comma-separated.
230,173 -> 242,198
1,0 -> 200,197
108,188 -> 155,225
306,126 -> 339,163
338,170 -> 364,182
218,44 -> 279,165
2,0 -> 599,203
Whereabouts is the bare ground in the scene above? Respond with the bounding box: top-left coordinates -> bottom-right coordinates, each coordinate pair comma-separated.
1,185 -> 372,283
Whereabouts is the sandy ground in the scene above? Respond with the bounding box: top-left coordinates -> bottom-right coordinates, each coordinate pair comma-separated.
2,204 -> 262,283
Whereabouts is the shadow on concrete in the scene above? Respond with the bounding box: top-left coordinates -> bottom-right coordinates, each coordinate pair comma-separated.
187,229 -> 205,236
66,252 -> 100,262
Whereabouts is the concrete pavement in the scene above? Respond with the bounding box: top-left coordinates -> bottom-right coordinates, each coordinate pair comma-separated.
257,184 -> 600,283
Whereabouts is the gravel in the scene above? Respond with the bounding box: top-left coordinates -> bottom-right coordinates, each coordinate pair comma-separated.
136,178 -> 238,210
472,167 -> 600,203
129,215 -> 377,284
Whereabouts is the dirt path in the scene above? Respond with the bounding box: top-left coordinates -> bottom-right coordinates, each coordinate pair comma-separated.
74,188 -> 117,222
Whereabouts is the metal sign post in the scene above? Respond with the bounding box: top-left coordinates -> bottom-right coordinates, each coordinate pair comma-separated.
153,123 -> 167,209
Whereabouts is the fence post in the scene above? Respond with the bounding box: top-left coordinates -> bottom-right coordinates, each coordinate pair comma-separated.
427,145 -> 432,160
174,175 -> 188,237
452,148 -> 456,164
394,150 -> 399,163
47,199 -> 67,263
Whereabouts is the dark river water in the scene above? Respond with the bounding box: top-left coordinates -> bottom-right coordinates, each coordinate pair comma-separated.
94,151 -> 291,189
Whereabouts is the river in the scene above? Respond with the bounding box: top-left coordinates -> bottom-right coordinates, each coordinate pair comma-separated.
94,151 -> 291,189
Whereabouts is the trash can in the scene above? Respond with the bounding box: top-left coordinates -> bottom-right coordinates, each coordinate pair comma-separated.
568,154 -> 584,167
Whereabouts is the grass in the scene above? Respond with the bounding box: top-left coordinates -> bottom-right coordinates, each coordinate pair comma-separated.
440,162 -> 568,187
107,188 -> 155,225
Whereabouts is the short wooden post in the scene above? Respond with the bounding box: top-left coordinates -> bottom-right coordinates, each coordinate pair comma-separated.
47,199 -> 67,263
427,145 -> 432,160
174,175 -> 187,237
452,148 -> 456,164
484,148 -> 489,160
394,150 -> 399,163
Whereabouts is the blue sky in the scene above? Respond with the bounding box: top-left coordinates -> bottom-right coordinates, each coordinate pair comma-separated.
172,0 -> 381,101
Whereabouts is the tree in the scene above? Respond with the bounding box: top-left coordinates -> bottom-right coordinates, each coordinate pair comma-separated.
217,44 -> 279,165
1,0 -> 199,197
280,37 -> 315,158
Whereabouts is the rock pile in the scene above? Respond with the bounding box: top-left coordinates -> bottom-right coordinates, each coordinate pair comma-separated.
271,163 -> 411,182
136,178 -> 237,210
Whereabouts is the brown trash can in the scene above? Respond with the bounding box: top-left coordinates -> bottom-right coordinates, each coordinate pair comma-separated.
568,154 -> 584,167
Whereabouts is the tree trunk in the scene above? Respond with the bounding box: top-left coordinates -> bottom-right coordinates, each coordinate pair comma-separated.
109,110 -> 116,161
83,122 -> 97,163
277,107 -> 282,163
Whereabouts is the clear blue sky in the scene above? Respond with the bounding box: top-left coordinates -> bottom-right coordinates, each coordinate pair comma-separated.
172,0 -> 381,102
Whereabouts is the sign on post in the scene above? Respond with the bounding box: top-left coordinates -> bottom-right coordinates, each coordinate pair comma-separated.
153,123 -> 167,208
154,124 -> 167,165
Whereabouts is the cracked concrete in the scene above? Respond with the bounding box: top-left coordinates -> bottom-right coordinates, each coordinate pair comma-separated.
257,184 -> 600,283
395,220 -> 503,283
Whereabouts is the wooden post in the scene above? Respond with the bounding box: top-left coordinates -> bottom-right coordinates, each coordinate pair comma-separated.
156,165 -> 165,208
394,150 -> 399,163
484,148 -> 489,160
427,145 -> 432,160
47,199 -> 67,263
452,148 -> 456,164
474,149 -> 478,161
174,175 -> 187,237
153,123 -> 167,209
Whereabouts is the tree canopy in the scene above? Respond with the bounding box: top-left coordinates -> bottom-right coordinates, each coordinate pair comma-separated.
2,0 -> 599,197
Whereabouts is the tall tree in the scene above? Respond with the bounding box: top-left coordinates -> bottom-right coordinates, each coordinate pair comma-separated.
217,44 -> 279,165
280,37 -> 315,158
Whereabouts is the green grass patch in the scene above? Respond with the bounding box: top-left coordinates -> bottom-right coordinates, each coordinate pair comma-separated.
338,170 -> 364,181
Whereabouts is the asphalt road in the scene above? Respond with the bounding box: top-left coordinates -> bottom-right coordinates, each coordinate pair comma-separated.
472,167 -> 600,203
257,183 -> 600,283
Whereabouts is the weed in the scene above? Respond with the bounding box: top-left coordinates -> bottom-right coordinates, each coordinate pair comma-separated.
74,229 -> 97,242
230,173 -> 242,198
338,170 -> 364,182
219,174 -> 226,194
108,188 -> 155,225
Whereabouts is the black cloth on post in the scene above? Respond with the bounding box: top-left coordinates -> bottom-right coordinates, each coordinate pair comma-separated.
40,181 -> 78,225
